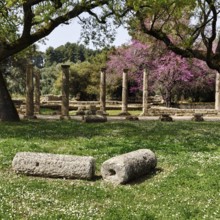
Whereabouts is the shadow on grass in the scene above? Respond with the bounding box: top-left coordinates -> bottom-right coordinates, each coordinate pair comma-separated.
129,167 -> 164,185
13,172 -> 103,182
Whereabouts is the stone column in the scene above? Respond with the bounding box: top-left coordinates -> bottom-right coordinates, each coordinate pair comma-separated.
61,65 -> 70,119
34,70 -> 41,114
215,72 -> 220,111
100,67 -> 107,114
25,64 -> 35,119
141,68 -> 149,116
119,68 -> 130,116
101,149 -> 157,184
12,152 -> 96,180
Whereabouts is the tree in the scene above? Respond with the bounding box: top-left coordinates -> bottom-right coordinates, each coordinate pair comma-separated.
54,49 -> 109,100
152,49 -> 215,106
128,0 -> 220,72
0,0 -> 130,121
106,40 -> 153,100
40,64 -> 60,95
106,40 -> 215,106
4,46 -> 44,96
44,43 -> 99,67
181,61 -> 215,102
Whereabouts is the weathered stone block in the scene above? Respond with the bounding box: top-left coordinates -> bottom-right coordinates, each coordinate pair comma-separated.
82,115 -> 107,123
160,114 -> 173,122
12,152 -> 95,180
76,106 -> 86,116
192,113 -> 204,121
126,115 -> 139,121
86,105 -> 97,115
101,149 -> 157,184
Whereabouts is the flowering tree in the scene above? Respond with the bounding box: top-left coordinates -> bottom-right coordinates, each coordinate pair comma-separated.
107,40 -> 215,106
152,50 -> 193,106
153,50 -> 216,106
106,40 -> 153,98
128,0 -> 220,72
180,60 -> 216,102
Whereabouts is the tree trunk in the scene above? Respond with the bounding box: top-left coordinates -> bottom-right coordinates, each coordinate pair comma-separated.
0,71 -> 20,121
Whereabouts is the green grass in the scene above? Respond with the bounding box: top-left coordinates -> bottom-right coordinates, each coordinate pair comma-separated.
106,109 -> 141,116
0,120 -> 219,219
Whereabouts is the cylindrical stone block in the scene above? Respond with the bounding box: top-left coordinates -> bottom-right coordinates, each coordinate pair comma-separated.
142,68 -> 149,115
61,65 -> 70,118
215,72 -> 220,111
34,70 -> 41,114
12,152 -> 95,180
101,149 -> 157,184
100,67 -> 106,112
122,68 -> 128,113
26,64 -> 34,117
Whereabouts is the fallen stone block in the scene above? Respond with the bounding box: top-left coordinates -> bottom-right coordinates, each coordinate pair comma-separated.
82,115 -> 107,123
86,105 -> 97,115
101,149 -> 157,184
75,106 -> 86,116
12,152 -> 95,180
192,113 -> 204,122
159,114 -> 173,122
126,115 -> 139,121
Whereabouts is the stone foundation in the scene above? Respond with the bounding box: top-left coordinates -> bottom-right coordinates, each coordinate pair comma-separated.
145,107 -> 218,117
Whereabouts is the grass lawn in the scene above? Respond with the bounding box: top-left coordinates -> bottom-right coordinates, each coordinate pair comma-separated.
0,120 -> 219,219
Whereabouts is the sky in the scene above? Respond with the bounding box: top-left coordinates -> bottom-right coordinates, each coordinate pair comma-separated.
37,20 -> 131,52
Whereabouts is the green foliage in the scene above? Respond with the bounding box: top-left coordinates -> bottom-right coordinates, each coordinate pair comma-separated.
0,120 -> 219,219
52,49 -> 109,100
69,62 -> 97,100
1,45 -> 44,95
40,64 -> 60,95
128,0 -> 220,73
44,43 -> 99,67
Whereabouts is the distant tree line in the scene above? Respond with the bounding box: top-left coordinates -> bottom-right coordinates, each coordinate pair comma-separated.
44,42 -> 100,67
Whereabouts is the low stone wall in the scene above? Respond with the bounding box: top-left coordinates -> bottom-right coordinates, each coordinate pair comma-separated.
175,102 -> 214,109
147,107 -> 218,116
14,98 -> 219,116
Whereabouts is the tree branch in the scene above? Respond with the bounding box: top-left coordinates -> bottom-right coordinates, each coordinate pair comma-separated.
136,11 -> 220,72
0,0 -> 109,60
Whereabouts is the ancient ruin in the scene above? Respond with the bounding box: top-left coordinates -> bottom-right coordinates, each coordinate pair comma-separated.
12,152 -> 95,180
101,149 -> 157,184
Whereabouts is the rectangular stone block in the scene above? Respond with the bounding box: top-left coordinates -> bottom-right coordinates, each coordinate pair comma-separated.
12,152 -> 95,180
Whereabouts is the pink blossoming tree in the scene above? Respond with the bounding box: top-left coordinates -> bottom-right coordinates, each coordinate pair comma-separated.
106,40 -> 215,107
